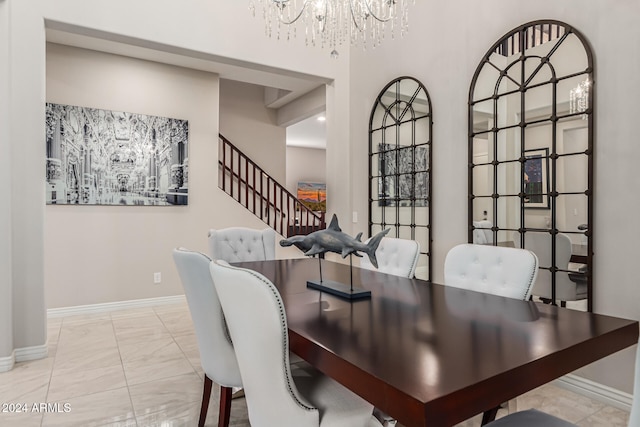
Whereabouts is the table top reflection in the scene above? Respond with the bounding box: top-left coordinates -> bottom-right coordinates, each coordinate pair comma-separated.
234,258 -> 637,427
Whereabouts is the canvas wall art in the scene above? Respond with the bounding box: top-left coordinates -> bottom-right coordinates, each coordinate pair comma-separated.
45,103 -> 189,206
297,181 -> 326,212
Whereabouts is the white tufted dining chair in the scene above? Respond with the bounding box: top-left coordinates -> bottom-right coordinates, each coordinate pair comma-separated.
485,337 -> 640,427
444,244 -> 539,301
513,232 -> 587,305
209,260 -> 382,427
360,236 -> 420,426
360,237 -> 420,278
444,243 -> 539,424
208,227 -> 276,262
172,248 -> 241,427
472,220 -> 494,245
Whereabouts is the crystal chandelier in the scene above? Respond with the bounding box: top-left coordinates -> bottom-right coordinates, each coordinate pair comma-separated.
569,78 -> 590,120
250,0 -> 413,57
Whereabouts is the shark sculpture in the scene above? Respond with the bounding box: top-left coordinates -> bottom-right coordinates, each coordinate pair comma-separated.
280,214 -> 390,268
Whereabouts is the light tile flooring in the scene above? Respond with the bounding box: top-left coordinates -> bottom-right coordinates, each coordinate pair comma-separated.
0,301 -> 630,427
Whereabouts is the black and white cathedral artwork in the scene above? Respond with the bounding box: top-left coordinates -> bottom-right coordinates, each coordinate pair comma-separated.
45,103 -> 189,206
378,143 -> 429,207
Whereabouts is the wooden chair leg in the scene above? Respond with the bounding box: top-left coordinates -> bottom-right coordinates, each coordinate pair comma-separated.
481,406 -> 499,425
218,385 -> 233,427
198,375 -> 213,427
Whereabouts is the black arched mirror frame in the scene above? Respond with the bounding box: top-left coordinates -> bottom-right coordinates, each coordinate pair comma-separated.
369,76 -> 433,280
468,20 -> 594,311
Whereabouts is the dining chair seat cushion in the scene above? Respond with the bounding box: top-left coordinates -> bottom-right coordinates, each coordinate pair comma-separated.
208,227 -> 276,262
360,237 -> 420,278
444,244 -> 538,301
485,409 -> 576,426
292,362 -> 380,427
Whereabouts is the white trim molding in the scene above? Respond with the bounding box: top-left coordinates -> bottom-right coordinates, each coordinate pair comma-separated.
47,295 -> 186,318
1,343 -> 49,372
555,373 -> 633,412
15,343 -> 48,363
0,350 -> 15,373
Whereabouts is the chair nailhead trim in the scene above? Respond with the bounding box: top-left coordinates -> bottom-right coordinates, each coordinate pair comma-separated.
243,268 -> 317,413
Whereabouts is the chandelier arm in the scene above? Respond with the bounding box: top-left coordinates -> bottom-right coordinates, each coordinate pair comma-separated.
274,0 -> 312,25
319,0 -> 328,34
363,0 -> 394,23
349,0 -> 364,31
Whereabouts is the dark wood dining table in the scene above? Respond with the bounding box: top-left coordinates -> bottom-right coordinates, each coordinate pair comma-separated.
233,258 -> 638,427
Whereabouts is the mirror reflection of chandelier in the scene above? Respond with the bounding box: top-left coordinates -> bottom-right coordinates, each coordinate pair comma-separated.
250,0 -> 413,57
569,78 -> 590,120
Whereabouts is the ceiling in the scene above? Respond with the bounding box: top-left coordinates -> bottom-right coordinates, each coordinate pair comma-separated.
286,112 -> 326,149
45,20 -> 330,110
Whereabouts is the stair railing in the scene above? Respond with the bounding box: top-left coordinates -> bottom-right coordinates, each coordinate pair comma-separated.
218,134 -> 325,237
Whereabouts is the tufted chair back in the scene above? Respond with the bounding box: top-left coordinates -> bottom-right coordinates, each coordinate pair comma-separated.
360,237 -> 420,278
209,260 -> 320,427
444,244 -> 539,300
472,220 -> 494,245
208,227 -> 276,263
172,248 -> 241,387
513,232 -> 586,302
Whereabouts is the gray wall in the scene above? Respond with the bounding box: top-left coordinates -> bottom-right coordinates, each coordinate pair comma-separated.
45,43 -> 220,308
286,146 -> 327,195
345,0 -> 640,392
45,44 -> 291,309
0,0 -> 13,361
220,79 -> 287,184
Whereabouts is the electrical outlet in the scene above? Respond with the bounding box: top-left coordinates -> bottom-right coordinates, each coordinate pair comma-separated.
352,211 -> 358,223
153,272 -> 162,284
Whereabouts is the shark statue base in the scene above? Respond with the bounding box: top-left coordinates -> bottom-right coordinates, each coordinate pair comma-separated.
307,279 -> 371,300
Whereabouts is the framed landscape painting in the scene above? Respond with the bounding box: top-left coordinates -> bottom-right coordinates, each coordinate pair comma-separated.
297,181 -> 326,212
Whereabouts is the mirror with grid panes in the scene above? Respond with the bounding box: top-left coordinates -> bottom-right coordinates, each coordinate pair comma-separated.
468,20 -> 594,311
369,77 -> 432,281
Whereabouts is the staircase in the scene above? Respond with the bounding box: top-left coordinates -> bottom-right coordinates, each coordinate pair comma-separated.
218,134 -> 326,237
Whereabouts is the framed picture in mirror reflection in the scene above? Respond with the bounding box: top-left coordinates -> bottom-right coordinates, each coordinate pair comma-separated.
524,148 -> 550,209
377,143 -> 429,207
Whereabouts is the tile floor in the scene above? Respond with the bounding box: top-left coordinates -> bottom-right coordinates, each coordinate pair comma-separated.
0,301 -> 630,427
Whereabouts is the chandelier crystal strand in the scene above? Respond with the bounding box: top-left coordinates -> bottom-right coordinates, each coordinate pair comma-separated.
253,0 -> 414,56
569,78 -> 590,120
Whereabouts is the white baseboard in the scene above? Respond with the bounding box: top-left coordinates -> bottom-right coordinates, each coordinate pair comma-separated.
555,373 -> 633,412
47,295 -> 186,318
0,351 -> 15,373
15,343 -> 48,363
0,343 -> 49,372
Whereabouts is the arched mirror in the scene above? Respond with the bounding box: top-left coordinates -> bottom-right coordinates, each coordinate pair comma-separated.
468,20 -> 594,311
369,76 -> 432,280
